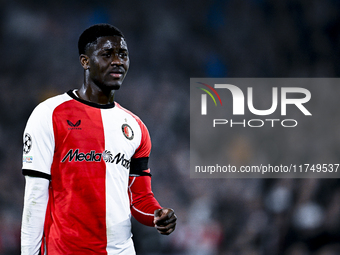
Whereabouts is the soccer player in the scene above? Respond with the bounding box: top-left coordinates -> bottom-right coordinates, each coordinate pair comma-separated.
21,24 -> 177,255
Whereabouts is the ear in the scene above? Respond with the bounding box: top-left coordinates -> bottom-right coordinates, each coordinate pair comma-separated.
80,54 -> 90,70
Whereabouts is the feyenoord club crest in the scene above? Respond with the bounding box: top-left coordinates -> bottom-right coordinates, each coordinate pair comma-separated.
122,124 -> 134,140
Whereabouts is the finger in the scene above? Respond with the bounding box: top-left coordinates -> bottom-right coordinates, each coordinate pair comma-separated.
156,222 -> 176,231
156,223 -> 176,235
158,228 -> 175,235
154,208 -> 163,218
155,214 -> 177,226
154,209 -> 175,224
156,208 -> 174,219
153,209 -> 167,224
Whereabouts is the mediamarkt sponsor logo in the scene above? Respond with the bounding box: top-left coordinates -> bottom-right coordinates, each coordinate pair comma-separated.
62,149 -> 102,162
61,149 -> 130,169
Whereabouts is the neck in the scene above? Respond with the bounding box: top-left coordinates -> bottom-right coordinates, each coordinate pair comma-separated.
77,83 -> 116,105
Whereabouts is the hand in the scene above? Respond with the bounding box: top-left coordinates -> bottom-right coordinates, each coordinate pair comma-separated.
153,208 -> 177,235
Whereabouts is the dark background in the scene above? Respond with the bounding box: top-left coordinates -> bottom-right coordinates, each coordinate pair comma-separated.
1,0 -> 340,254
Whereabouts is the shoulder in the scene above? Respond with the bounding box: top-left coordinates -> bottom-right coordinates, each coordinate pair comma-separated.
28,93 -> 73,120
34,93 -> 73,113
115,103 -> 152,158
26,93 -> 73,128
115,102 -> 147,129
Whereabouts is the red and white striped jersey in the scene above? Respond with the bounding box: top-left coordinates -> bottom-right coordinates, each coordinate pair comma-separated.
22,90 -> 161,254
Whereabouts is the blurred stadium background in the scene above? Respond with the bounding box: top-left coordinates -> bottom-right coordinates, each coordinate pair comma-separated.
1,0 -> 340,254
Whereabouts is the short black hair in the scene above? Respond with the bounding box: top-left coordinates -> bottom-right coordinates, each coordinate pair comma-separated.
78,24 -> 125,55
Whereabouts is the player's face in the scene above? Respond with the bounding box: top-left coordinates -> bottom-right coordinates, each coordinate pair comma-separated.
87,36 -> 130,90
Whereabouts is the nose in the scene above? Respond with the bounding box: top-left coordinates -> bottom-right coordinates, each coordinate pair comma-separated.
110,54 -> 122,66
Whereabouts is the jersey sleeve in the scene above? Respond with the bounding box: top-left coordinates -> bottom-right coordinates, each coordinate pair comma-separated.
128,117 -> 162,226
22,102 -> 55,179
128,176 -> 162,226
129,117 -> 152,176
21,176 -> 49,255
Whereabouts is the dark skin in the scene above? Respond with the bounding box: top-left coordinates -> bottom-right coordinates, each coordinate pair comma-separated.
154,208 -> 177,235
78,36 -> 129,104
78,35 -> 177,235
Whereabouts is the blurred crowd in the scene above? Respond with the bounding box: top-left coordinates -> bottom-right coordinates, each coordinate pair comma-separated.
1,0 -> 340,254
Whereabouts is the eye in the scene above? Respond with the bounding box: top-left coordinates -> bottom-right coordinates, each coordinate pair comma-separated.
102,53 -> 111,58
119,52 -> 128,58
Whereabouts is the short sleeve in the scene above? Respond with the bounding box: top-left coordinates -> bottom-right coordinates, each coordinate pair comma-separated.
22,103 -> 55,179
132,119 -> 151,159
114,103 -> 152,175
129,118 -> 152,176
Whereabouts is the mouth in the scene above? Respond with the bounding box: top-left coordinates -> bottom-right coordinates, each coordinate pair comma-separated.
109,69 -> 125,78
110,73 -> 123,78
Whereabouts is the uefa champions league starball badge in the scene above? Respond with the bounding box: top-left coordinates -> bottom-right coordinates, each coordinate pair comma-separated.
23,133 -> 32,154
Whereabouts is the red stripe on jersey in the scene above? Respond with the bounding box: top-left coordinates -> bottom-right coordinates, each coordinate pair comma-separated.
46,100 -> 107,254
115,103 -> 151,159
